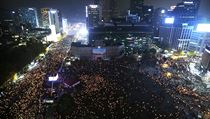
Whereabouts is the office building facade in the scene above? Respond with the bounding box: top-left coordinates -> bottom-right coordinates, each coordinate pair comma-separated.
94,0 -> 136,22
172,0 -> 200,24
130,0 -> 144,16
159,25 -> 194,50
16,8 -> 39,28
62,18 -> 68,34
201,46 -> 210,70
188,31 -> 210,53
39,8 -> 62,33
142,5 -> 153,24
86,5 -> 101,28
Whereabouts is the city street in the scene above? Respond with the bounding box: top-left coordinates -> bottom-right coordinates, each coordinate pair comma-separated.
0,34 -> 73,118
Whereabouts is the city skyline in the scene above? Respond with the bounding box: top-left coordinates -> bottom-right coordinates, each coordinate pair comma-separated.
0,0 -> 209,22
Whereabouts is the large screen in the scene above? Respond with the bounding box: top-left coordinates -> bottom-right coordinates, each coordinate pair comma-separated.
92,48 -> 106,55
164,17 -> 174,24
196,24 -> 210,32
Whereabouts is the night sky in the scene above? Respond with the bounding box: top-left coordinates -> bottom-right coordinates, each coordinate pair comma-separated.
0,0 -> 209,22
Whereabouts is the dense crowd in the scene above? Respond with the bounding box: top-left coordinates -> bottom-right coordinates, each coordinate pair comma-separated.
1,35 -> 210,118
57,58 -> 186,119
54,51 -> 210,118
143,55 -> 210,118
0,39 -> 70,118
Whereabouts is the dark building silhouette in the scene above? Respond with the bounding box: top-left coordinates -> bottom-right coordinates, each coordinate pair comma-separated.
130,0 -> 144,16
16,8 -> 39,28
86,5 -> 101,28
173,0 -> 201,24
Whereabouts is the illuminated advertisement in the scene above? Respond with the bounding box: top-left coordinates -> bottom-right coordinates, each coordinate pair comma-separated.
196,24 -> 210,32
92,48 -> 106,55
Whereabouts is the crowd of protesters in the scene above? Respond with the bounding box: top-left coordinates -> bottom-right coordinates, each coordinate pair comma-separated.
1,35 -> 210,119
0,39 -> 69,118
141,54 -> 210,118
55,57 -> 186,118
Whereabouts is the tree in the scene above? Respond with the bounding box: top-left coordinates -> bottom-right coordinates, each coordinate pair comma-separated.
187,51 -> 196,57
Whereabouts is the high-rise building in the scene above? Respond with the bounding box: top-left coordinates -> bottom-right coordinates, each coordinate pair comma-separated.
39,8 -> 50,28
86,5 -> 101,28
173,0 -> 200,24
110,0 -> 120,19
98,0 -> 111,22
0,20 -> 18,36
142,5 -> 153,24
188,30 -> 210,53
62,18 -> 68,34
49,9 -> 62,33
130,0 -> 144,16
183,0 -> 200,10
0,9 -> 28,36
16,8 -> 39,28
130,0 -> 154,24
58,11 -> 63,33
153,8 -> 167,36
159,24 -> 194,50
126,10 -> 140,23
39,8 -> 62,33
99,0 -> 115,22
201,46 -> 210,71
95,0 -> 125,22
0,8 -> 13,22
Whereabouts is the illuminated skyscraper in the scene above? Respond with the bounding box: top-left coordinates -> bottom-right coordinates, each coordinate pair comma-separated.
94,0 -> 121,22
159,24 -> 194,50
86,5 -> 101,28
183,0 -> 200,10
188,24 -> 210,53
49,9 -> 62,33
16,8 -> 39,28
39,8 -> 50,28
173,0 -> 201,24
62,18 -> 68,34
39,8 -> 62,33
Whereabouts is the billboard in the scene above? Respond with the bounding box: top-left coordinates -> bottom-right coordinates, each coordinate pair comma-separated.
92,48 -> 106,55
196,24 -> 210,32
48,74 -> 59,81
165,17 -> 174,24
